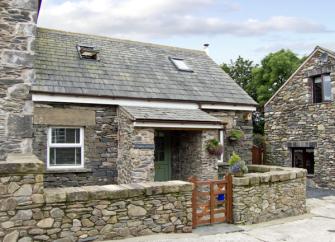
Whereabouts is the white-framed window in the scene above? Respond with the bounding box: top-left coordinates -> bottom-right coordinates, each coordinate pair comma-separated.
47,127 -> 84,169
218,129 -> 224,163
169,57 -> 193,72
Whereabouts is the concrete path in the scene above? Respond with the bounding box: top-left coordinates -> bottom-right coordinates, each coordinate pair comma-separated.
109,194 -> 335,242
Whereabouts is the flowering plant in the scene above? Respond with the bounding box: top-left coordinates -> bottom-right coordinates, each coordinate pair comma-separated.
228,152 -> 248,176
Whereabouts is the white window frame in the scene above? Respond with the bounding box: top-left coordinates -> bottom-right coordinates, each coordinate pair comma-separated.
169,57 -> 192,72
218,129 -> 224,163
47,127 -> 84,170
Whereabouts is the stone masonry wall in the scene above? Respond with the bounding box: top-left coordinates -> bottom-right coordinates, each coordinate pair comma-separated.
0,0 -> 39,159
265,50 -> 335,188
232,165 -> 306,224
207,110 -> 253,164
33,103 -> 118,187
0,154 -> 193,242
171,130 -> 218,180
117,108 -> 155,184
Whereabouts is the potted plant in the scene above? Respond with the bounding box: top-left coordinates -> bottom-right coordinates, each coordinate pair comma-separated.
228,152 -> 248,177
228,129 -> 245,142
206,139 -> 223,156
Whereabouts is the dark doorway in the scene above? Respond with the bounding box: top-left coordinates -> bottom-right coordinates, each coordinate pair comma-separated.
292,148 -> 314,174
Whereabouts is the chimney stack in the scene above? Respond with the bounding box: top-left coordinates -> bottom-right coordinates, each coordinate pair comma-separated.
203,43 -> 209,55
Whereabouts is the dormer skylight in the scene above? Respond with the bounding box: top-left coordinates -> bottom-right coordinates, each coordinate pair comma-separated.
169,57 -> 192,72
77,45 -> 99,60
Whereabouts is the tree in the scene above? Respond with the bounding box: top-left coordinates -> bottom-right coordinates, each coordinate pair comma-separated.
221,56 -> 257,100
248,49 -> 303,106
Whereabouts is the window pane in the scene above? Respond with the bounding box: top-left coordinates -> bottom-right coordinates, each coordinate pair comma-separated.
49,147 -> 82,166
322,75 -> 332,101
171,58 -> 191,71
313,77 -> 322,103
51,128 -> 80,143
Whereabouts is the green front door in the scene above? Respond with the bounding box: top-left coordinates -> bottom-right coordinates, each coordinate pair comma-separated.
154,132 -> 171,181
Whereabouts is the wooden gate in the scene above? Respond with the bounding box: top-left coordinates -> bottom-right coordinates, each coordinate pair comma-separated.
189,174 -> 233,228
252,145 -> 264,164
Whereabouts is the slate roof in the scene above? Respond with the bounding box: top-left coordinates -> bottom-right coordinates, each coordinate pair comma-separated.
120,106 -> 222,123
32,28 -> 257,106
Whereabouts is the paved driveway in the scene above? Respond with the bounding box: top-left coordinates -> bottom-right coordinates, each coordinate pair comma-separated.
111,191 -> 335,242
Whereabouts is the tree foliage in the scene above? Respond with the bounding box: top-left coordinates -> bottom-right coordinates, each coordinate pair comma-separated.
249,49 -> 303,106
221,49 -> 305,134
221,56 -> 256,92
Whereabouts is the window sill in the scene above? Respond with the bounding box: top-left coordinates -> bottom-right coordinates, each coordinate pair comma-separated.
45,168 -> 92,174
307,174 -> 315,178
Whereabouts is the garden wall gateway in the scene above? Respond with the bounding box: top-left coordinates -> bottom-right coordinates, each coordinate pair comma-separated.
0,154 -> 192,242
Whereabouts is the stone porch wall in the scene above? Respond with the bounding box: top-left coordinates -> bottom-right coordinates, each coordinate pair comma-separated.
232,165 -> 307,224
117,109 -> 155,184
171,130 -> 218,181
33,103 -> 119,187
0,0 -> 39,159
0,154 -> 193,242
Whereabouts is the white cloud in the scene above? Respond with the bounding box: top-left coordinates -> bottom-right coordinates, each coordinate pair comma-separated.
38,0 -> 330,40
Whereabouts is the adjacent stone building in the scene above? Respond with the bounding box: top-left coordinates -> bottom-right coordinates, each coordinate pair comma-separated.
265,46 -> 335,188
1,0 -> 257,188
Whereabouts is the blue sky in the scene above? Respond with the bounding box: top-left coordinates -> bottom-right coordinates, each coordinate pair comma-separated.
38,0 -> 335,64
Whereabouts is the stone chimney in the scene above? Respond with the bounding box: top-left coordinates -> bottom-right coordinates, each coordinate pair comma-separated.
203,43 -> 210,55
0,0 -> 40,159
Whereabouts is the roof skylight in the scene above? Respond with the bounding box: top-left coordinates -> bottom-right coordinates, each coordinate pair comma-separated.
170,57 -> 192,72
77,45 -> 99,60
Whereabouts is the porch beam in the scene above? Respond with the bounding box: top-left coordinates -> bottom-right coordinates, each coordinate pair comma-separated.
133,121 -> 223,129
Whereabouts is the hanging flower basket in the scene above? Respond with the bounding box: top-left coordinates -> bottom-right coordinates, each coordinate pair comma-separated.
228,129 -> 245,142
206,139 -> 223,156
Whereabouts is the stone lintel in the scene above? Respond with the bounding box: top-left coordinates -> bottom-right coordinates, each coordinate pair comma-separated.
233,165 -> 307,187
287,141 -> 317,148
0,153 -> 44,174
44,180 -> 193,203
33,107 -> 96,126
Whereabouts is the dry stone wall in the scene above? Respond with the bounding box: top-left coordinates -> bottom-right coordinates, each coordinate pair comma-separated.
0,154 -> 193,242
232,165 -> 307,224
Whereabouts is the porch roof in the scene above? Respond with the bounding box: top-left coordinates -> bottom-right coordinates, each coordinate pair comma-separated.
120,106 -> 222,124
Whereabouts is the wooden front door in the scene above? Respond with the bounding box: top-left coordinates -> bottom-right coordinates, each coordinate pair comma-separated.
154,132 -> 171,181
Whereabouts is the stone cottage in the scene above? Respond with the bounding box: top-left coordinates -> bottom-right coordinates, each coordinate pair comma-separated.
1,0 -> 257,188
265,46 -> 335,188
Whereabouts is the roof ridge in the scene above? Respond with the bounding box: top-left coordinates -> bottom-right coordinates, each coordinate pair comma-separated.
315,45 -> 335,56
36,27 -> 205,54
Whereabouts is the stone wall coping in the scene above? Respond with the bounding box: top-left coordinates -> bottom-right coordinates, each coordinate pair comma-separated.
0,153 -> 44,174
44,180 -> 193,203
233,165 -> 307,186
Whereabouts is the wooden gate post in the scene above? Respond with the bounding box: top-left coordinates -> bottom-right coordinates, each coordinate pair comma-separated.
188,176 -> 197,229
226,174 -> 233,223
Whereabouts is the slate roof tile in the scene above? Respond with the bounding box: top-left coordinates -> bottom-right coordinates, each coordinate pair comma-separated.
32,28 -> 257,106
121,106 -> 222,123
